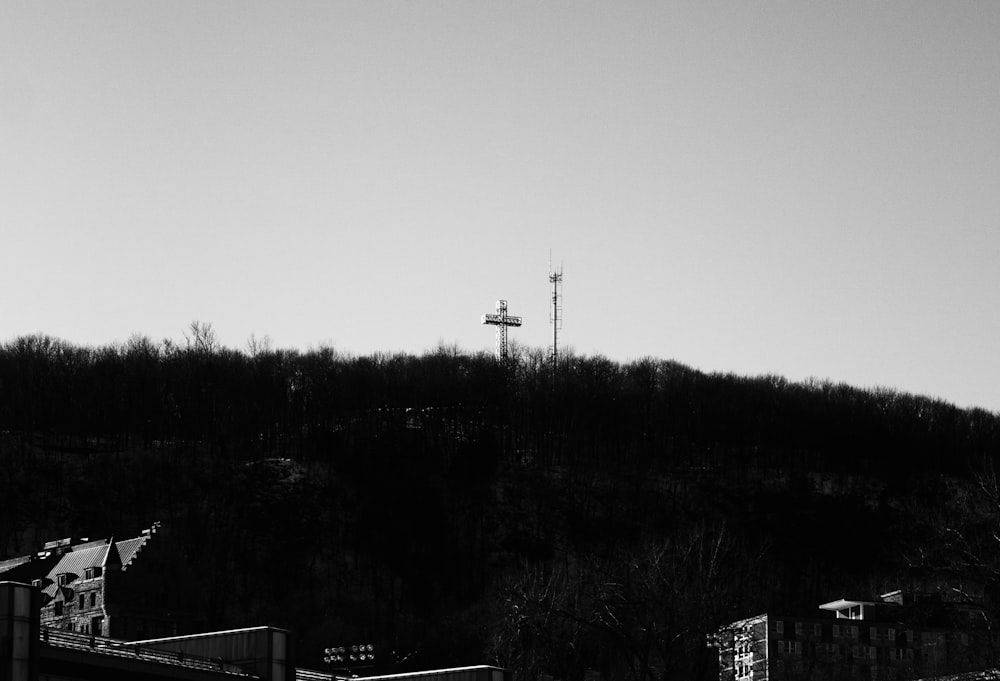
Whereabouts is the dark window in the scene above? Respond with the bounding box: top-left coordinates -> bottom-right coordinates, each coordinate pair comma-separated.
79,594 -> 85,609
90,592 -> 96,607
54,601 -> 63,616
57,574 -> 68,586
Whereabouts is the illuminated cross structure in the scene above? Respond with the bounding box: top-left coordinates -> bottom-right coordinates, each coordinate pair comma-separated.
482,299 -> 522,363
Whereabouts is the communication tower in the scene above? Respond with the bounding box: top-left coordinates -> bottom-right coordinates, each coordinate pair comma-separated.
549,256 -> 563,367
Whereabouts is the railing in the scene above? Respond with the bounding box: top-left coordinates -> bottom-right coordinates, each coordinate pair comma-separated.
39,627 -> 249,675
296,669 -> 334,681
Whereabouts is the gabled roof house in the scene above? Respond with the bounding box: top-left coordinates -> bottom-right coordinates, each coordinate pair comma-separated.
0,522 -> 196,639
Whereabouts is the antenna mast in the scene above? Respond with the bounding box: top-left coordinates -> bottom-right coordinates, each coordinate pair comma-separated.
549,254 -> 563,368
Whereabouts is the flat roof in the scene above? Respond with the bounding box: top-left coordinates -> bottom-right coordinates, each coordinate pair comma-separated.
345,666 -> 506,681
818,599 -> 878,611
126,625 -> 289,646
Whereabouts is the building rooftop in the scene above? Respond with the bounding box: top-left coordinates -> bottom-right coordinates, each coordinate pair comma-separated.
41,627 -> 249,676
818,598 -> 878,613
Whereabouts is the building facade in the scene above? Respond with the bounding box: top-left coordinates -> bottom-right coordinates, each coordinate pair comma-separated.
0,523 -> 196,639
709,592 -> 990,680
2,580 -> 510,681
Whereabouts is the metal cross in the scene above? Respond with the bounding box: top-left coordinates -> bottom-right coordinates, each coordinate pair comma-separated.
481,299 -> 522,363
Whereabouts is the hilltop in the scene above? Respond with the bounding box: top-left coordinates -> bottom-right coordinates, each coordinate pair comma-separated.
2,332 -> 1000,680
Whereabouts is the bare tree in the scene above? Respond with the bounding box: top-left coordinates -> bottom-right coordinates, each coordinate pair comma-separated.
246,333 -> 273,359
490,523 -> 759,681
184,321 -> 219,354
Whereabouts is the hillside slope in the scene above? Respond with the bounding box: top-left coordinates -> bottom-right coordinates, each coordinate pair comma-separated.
2,334 -> 999,680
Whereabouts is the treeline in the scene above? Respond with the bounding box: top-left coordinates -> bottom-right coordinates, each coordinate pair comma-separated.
1,329 -> 996,474
2,328 -> 1000,680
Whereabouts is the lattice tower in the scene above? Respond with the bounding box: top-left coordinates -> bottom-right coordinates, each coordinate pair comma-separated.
481,299 -> 522,363
549,262 -> 563,367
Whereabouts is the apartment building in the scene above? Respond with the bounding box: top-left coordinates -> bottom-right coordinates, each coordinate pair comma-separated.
709,592 -> 989,680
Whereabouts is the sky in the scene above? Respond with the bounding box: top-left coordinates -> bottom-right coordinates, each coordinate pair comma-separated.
2,2 -> 999,411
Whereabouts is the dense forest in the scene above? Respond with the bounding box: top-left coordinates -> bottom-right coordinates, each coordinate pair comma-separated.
2,324 -> 1000,680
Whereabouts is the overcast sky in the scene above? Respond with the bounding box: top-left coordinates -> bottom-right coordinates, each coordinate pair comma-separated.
2,1 -> 999,411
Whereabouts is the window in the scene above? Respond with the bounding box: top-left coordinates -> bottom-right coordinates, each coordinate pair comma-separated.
57,574 -> 68,586
54,601 -> 63,616
89,592 -> 96,607
782,641 -> 800,655
888,628 -> 896,641
776,620 -> 784,635
32,578 -> 42,588
84,567 -> 102,579
814,624 -> 823,638
834,624 -> 857,638
79,594 -> 85,609
891,648 -> 913,661
795,622 -> 803,636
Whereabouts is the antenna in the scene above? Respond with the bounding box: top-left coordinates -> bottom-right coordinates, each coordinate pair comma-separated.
549,253 -> 563,368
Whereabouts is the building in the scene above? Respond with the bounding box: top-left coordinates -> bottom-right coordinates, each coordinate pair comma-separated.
708,591 -> 991,680
1,581 -> 511,681
0,523 -> 197,639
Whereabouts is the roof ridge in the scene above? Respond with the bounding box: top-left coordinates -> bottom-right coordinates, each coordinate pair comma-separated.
102,536 -> 122,568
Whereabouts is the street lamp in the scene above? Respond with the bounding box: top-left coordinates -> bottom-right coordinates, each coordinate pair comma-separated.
324,643 -> 376,670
